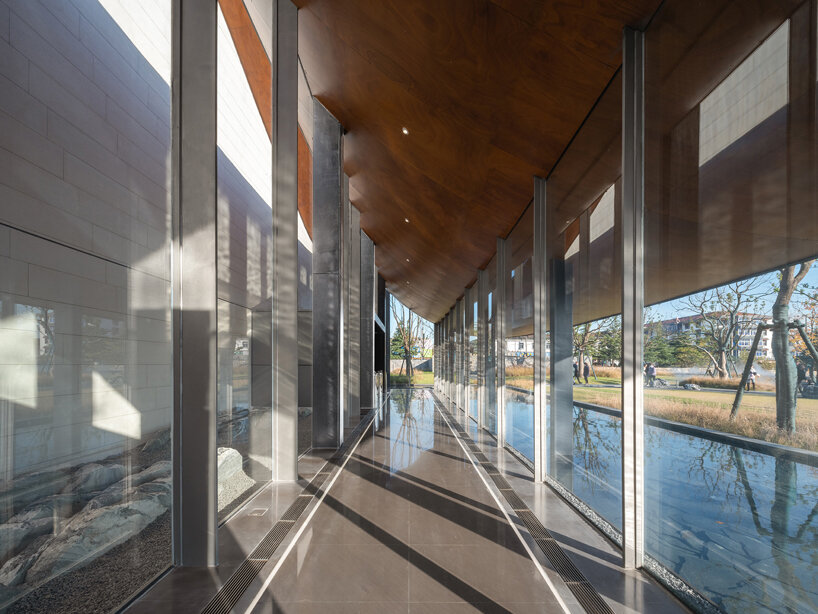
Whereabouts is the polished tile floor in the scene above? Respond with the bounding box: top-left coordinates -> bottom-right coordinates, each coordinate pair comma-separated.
251,390 -> 569,613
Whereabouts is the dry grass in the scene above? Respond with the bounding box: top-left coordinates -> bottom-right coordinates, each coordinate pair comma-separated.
591,366 -> 621,379
505,365 -> 534,378
680,375 -> 775,392
573,387 -> 818,451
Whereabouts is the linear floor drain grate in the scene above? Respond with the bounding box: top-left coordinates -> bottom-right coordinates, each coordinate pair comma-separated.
516,509 -> 550,540
472,452 -> 489,463
280,495 -> 312,521
566,581 -> 615,614
201,559 -> 266,614
500,489 -> 527,511
249,520 -> 294,560
488,472 -> 510,490
431,392 -> 614,614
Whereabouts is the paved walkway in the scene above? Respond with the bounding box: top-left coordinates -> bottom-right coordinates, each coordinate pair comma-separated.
252,389 -> 565,613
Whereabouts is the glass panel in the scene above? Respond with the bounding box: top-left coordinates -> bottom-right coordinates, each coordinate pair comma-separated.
505,206 -> 534,461
644,2 -> 818,610
486,285 -> 497,433
0,2 -> 172,610
469,298 -> 478,420
216,3 -> 273,521
547,71 -> 622,530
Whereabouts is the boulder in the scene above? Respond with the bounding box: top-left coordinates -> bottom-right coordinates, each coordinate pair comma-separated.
217,448 -> 255,511
84,461 -> 171,511
0,518 -> 52,563
0,535 -> 50,587
8,493 -> 78,525
24,477 -> 171,584
217,447 -> 243,481
141,428 -> 171,454
0,470 -> 68,523
61,464 -> 126,496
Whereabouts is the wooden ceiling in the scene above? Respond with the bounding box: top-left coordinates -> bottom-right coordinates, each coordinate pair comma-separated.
294,0 -> 661,322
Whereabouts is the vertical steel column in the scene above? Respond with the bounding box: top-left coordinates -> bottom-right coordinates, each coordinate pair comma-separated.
495,237 -> 507,447
478,269 -> 488,429
457,298 -> 466,413
622,27 -> 645,570
446,309 -> 453,401
346,203 -> 361,425
312,100 -> 344,448
172,0 -> 218,566
360,232 -> 375,409
533,177 -> 548,482
272,0 -> 299,481
465,286 -> 474,418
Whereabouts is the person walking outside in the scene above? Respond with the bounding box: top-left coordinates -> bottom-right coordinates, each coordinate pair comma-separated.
583,359 -> 590,384
573,360 -> 581,384
647,363 -> 656,387
746,366 -> 757,391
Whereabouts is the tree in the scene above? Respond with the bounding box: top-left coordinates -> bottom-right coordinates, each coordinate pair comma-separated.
390,296 -> 432,378
644,323 -> 674,366
679,277 -> 768,378
670,331 -> 706,367
771,260 -> 813,432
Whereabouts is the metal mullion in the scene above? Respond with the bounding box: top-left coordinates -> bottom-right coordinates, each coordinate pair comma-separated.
533,177 -> 548,482
621,26 -> 645,570
496,237 -> 507,448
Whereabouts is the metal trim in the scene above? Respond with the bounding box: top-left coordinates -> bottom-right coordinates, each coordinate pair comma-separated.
621,26 -> 645,570
495,237 -> 507,448
533,176 -> 547,483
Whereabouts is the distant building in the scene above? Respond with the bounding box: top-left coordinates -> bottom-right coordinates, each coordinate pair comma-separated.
651,312 -> 773,359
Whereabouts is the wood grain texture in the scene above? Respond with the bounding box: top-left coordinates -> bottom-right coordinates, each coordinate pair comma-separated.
294,0 -> 661,320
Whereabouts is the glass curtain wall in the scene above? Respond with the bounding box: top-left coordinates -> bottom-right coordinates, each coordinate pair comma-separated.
644,2 -> 818,611
485,256 -> 498,434
504,206 -> 535,461
216,4 -> 273,521
547,73 -> 623,531
0,2 -> 173,611
469,291 -> 479,421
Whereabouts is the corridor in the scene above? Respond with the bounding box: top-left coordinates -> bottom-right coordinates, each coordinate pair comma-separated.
235,389 -> 685,614
252,389 -> 563,612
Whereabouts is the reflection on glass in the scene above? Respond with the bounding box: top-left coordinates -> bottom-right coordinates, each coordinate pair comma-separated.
505,206 -> 534,461
469,299 -> 479,420
216,3 -> 273,520
644,2 -> 818,610
546,67 -> 622,532
486,288 -> 497,434
0,2 -> 172,610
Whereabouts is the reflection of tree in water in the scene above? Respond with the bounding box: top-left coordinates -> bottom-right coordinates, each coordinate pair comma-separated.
390,391 -> 429,470
732,449 -> 818,613
572,407 -> 620,491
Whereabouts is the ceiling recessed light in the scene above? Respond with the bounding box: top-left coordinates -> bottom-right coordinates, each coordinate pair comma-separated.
405,258 -> 410,262
401,127 -> 409,135
406,281 -> 410,285
404,217 -> 409,223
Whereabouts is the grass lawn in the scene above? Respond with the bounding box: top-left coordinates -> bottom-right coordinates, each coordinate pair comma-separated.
573,386 -> 818,451
390,371 -> 434,386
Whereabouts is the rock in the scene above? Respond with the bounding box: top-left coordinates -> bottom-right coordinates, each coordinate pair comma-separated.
8,494 -> 78,526
0,470 -> 68,523
217,447 -> 243,482
61,464 -> 126,497
217,448 -> 255,512
683,383 -> 701,391
25,477 -> 171,584
141,428 -> 171,454
0,518 -> 52,563
84,461 -> 172,512
0,535 -> 50,587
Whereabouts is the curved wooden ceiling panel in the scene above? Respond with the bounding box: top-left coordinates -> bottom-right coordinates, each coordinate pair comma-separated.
294,0 -> 661,321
